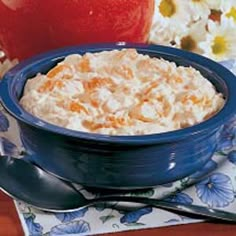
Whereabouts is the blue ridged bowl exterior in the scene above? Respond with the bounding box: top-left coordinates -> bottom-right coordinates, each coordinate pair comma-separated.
1,43 -> 236,189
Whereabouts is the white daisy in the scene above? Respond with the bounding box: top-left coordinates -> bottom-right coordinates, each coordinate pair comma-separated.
149,18 -> 187,46
206,0 -> 223,10
199,18 -> 236,61
220,0 -> 235,12
175,19 -> 207,54
154,0 -> 191,27
221,1 -> 236,24
188,0 -> 211,21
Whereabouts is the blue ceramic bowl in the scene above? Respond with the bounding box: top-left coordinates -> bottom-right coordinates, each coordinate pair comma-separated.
1,43 -> 236,189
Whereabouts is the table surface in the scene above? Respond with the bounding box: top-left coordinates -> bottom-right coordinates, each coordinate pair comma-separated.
1,191 -> 236,236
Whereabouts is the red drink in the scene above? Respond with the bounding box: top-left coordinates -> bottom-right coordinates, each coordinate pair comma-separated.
0,0 -> 154,60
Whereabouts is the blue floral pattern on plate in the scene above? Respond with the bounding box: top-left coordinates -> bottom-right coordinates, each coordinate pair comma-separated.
0,137 -> 18,156
195,173 -> 234,208
50,220 -> 90,235
120,207 -> 153,225
55,208 -> 89,223
1,60 -> 236,235
24,213 -> 43,236
164,192 -> 193,205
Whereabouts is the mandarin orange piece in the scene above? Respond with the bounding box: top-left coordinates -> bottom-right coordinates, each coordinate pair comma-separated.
54,80 -> 64,89
77,57 -> 91,73
69,102 -> 89,114
38,80 -> 64,93
84,77 -> 114,90
62,74 -> 72,80
90,99 -> 99,108
115,49 -> 138,60
112,65 -> 134,80
189,95 -> 201,104
38,80 -> 54,93
105,116 -> 127,128
47,64 -> 70,78
82,120 -> 104,130
144,81 -> 159,95
175,77 -> 183,83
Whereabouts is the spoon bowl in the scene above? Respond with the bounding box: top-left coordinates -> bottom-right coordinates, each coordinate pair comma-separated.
0,155 -> 236,222
0,156 -> 88,210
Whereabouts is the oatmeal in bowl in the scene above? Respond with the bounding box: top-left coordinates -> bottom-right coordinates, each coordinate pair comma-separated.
20,49 -> 224,135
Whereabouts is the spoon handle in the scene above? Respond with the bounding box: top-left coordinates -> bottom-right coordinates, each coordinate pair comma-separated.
94,196 -> 236,222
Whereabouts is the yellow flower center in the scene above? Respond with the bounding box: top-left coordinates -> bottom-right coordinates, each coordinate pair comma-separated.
226,7 -> 236,22
159,0 -> 176,17
192,0 -> 202,2
180,36 -> 197,52
211,36 -> 228,55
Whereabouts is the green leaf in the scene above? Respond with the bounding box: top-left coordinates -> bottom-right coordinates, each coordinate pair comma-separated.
99,215 -> 115,224
95,202 -> 118,211
23,212 -> 35,219
216,151 -> 227,156
129,189 -> 155,197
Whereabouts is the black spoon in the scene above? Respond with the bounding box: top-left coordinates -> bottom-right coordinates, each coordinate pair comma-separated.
0,155 -> 236,222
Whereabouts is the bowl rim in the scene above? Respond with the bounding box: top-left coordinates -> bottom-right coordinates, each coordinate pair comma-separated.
1,42 -> 236,145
